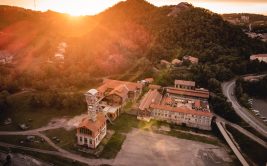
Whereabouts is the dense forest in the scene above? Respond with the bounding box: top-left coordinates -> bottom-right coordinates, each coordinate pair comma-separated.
0,0 -> 267,121
236,76 -> 267,99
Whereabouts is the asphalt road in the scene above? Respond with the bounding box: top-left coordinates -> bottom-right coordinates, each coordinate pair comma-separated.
222,79 -> 267,138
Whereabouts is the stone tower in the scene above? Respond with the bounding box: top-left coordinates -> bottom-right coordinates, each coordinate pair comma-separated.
84,89 -> 99,122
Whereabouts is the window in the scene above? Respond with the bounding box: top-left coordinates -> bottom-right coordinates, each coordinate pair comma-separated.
80,137 -> 82,142
84,138 -> 87,143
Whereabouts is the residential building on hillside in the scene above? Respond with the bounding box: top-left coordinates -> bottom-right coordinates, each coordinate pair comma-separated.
250,54 -> 267,63
171,59 -> 182,66
0,50 -> 13,64
138,80 -> 212,130
160,59 -> 171,68
174,80 -> 195,90
144,78 -> 154,84
182,55 -> 199,64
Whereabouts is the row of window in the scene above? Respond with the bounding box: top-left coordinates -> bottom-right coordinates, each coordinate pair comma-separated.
153,109 -> 210,119
79,136 -> 93,145
153,111 -> 210,124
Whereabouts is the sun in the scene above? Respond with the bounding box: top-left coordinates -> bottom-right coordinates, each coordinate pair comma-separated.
37,0 -> 121,16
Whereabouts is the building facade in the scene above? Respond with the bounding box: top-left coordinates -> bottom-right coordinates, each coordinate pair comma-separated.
76,113 -> 106,149
76,89 -> 107,149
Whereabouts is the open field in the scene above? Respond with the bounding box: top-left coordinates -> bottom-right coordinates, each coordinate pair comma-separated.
109,114 -> 220,145
99,114 -> 222,159
113,128 -> 232,166
43,128 -> 77,152
0,91 -> 85,131
0,135 -> 55,151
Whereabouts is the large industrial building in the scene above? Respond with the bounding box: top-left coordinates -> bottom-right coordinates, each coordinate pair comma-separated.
138,80 -> 213,130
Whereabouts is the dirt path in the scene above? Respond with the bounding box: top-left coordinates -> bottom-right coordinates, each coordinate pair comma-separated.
0,142 -> 113,166
0,115 -> 115,165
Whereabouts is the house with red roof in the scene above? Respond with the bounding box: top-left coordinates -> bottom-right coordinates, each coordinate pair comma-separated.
76,113 -> 106,149
77,89 -> 107,149
182,55 -> 199,64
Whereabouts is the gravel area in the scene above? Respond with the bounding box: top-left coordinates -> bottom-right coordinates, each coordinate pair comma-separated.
114,128 -> 232,166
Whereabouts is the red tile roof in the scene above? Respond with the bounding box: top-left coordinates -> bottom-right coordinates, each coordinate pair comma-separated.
145,78 -> 154,83
139,89 -> 162,111
109,84 -> 129,100
174,80 -> 195,87
150,104 -> 212,117
78,113 -> 106,137
250,54 -> 267,58
167,87 -> 209,99
148,84 -> 161,90
194,100 -> 201,108
172,59 -> 182,65
183,56 -> 199,64
97,79 -> 143,94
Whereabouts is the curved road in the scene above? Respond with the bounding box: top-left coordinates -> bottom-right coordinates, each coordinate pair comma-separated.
222,79 -> 267,138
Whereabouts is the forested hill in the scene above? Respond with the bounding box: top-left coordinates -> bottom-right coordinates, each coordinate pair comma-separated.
0,0 -> 267,92
146,7 -> 267,62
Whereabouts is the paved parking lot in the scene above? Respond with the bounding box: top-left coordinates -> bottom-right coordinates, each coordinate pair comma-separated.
252,98 -> 267,117
114,129 -> 232,166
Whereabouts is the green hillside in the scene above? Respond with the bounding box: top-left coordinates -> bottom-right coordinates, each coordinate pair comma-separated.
0,0 -> 267,93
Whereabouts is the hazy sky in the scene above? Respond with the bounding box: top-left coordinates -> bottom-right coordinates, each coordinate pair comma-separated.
0,0 -> 266,16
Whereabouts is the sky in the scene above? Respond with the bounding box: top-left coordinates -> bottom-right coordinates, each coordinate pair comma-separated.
0,0 -> 266,16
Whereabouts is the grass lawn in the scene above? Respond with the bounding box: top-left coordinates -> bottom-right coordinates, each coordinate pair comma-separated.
43,128 -> 97,158
226,124 -> 267,166
0,91 -> 85,131
110,114 -> 221,144
0,146 -> 87,166
0,135 -> 55,151
43,128 -> 77,152
100,132 -> 126,159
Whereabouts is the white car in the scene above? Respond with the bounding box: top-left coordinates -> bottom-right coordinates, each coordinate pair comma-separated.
253,110 -> 259,113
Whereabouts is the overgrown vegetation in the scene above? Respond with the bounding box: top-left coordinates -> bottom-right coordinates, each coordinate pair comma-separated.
236,75 -> 267,99
226,124 -> 267,166
0,92 -> 85,130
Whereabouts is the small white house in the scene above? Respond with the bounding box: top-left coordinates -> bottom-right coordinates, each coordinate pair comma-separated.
250,54 -> 267,63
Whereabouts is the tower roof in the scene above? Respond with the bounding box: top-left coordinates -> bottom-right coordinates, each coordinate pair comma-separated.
86,89 -> 98,95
